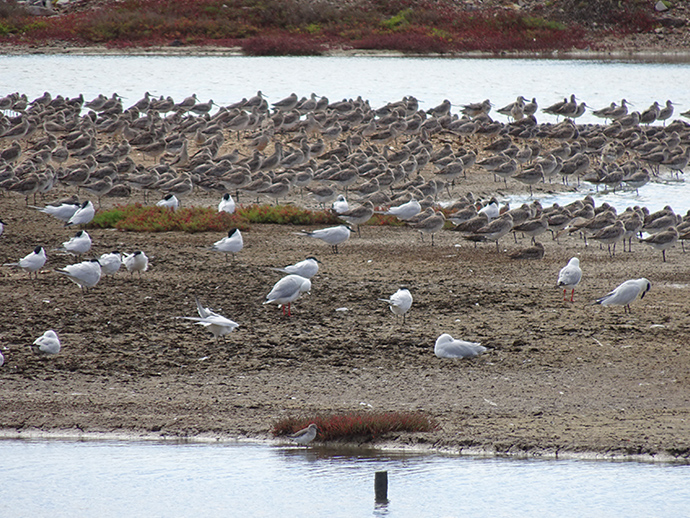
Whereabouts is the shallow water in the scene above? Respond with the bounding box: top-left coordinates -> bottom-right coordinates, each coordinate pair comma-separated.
1,439 -> 689,517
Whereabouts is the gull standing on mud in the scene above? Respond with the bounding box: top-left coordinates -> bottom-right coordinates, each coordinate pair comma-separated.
289,423 -> 318,445
379,288 -> 413,324
434,333 -> 486,359
31,330 -> 61,356
264,274 -> 311,316
211,228 -> 243,262
56,258 -> 102,291
594,278 -> 651,313
3,246 -> 47,279
557,257 -> 582,302
123,251 -> 149,278
271,256 -> 320,279
55,230 -> 92,256
99,251 -> 122,278
294,225 -> 351,254
65,200 -> 95,227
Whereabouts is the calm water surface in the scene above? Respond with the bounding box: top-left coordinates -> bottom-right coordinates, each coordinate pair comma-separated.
1,439 -> 689,517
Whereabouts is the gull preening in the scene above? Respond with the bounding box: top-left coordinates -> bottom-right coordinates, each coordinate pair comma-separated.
295,225 -> 351,254
557,257 -> 582,302
379,288 -> 413,324
381,198 -> 421,221
55,230 -> 92,256
434,333 -> 487,359
56,258 -> 102,291
31,201 -> 81,222
218,193 -> 236,214
3,246 -> 46,279
65,200 -> 95,227
31,330 -> 61,356
156,193 -> 179,211
289,423 -> 318,445
123,250 -> 149,277
99,251 -> 122,278
271,256 -> 320,279
178,296 -> 239,341
594,278 -> 651,313
264,274 -> 311,316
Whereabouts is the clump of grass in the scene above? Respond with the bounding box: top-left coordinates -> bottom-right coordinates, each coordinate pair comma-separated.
237,204 -> 341,225
91,203 -> 248,233
273,411 -> 438,442
91,202 -> 349,232
0,0 -> 595,53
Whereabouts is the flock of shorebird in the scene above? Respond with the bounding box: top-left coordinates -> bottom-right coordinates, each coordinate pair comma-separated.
1,89 -> 689,373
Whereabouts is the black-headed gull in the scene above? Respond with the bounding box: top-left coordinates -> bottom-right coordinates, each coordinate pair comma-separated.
32,330 -> 61,355
271,257 -> 320,279
55,230 -> 92,256
557,257 -> 582,302
56,258 -> 102,290
594,278 -> 651,313
295,225 -> 350,254
99,251 -> 122,277
379,288 -> 413,324
123,251 -> 149,277
0,218 -> 4,237
0,350 -> 4,367
211,228 -> 243,262
156,193 -> 179,211
65,200 -> 95,227
178,296 -> 239,341
218,193 -> 236,214
264,274 -> 311,316
289,423 -> 318,445
3,246 -> 46,279
434,333 -> 486,359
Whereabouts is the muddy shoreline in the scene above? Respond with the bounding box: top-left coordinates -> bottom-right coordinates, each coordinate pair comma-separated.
1,183 -> 689,460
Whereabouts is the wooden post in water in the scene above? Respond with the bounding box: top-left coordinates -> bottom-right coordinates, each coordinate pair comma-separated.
374,471 -> 388,503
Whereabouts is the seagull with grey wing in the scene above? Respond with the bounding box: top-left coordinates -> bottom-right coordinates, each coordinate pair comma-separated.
264,274 -> 311,317
177,296 -> 239,341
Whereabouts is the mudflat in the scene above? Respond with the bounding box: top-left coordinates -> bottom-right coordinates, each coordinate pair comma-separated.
1,159 -> 688,459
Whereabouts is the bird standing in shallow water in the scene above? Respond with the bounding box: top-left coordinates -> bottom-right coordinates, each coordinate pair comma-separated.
289,423 -> 318,445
